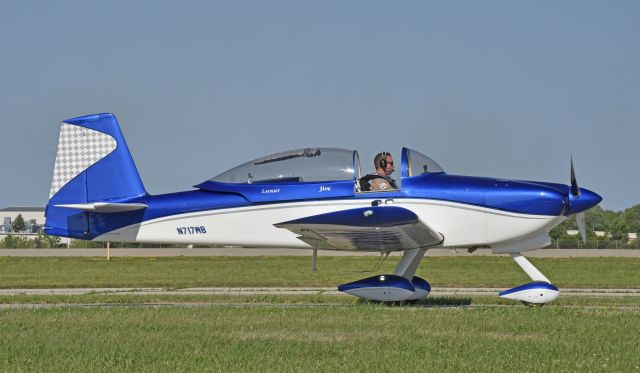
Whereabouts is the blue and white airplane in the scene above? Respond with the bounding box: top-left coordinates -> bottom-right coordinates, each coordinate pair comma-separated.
45,113 -> 602,305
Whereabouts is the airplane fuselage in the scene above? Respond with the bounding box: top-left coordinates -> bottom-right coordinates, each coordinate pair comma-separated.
96,196 -> 566,253
89,170 -> 594,254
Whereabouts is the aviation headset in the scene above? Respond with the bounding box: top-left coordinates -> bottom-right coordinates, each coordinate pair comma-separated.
378,151 -> 390,169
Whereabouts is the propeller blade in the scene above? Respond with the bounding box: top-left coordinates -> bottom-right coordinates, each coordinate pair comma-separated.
570,157 -> 580,197
576,212 -> 586,243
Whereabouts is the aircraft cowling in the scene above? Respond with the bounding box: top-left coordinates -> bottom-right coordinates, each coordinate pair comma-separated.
402,174 -> 572,217
483,180 -> 569,217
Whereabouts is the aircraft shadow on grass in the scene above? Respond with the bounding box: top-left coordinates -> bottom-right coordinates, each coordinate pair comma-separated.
356,296 -> 473,307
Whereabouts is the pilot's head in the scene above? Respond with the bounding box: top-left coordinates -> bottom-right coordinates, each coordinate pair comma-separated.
374,152 -> 395,177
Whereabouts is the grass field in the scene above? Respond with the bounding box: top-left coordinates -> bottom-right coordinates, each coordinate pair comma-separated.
1,256 -> 639,288
1,293 -> 640,307
1,302 -> 639,372
2,256 -> 640,371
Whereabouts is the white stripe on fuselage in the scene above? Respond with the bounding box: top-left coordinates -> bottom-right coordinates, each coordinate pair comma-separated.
95,198 -> 561,251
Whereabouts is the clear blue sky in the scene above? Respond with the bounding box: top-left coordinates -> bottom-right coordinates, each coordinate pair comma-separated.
1,1 -> 638,211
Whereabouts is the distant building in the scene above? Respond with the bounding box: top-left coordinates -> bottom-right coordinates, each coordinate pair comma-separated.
566,229 -> 635,242
0,207 -> 70,245
0,207 -> 45,233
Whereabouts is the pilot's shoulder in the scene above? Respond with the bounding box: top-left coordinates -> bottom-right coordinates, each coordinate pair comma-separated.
369,177 -> 392,191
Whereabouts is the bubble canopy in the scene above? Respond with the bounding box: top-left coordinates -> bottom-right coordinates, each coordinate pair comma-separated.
210,148 -> 358,184
401,148 -> 445,177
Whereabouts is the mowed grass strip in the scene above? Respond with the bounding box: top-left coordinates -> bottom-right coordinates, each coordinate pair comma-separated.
1,305 -> 639,372
1,294 -> 640,307
1,256 -> 639,289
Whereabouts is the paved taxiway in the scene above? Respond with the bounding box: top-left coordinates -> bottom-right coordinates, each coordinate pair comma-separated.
1,248 -> 639,257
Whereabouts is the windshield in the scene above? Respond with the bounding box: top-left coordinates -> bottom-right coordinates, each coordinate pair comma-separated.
404,148 -> 445,176
211,148 -> 357,183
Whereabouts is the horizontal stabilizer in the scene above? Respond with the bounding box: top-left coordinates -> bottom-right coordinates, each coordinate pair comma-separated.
54,202 -> 148,213
275,206 -> 443,251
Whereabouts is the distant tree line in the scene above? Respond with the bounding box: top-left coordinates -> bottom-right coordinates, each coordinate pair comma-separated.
550,204 -> 640,240
548,204 -> 640,249
0,232 -> 61,248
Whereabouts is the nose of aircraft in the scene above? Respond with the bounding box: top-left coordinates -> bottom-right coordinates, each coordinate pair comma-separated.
569,188 -> 603,214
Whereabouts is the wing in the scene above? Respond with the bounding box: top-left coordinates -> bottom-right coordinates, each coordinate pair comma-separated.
274,206 -> 444,251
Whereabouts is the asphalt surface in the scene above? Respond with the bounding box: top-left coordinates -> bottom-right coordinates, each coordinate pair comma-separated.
1,248 -> 640,257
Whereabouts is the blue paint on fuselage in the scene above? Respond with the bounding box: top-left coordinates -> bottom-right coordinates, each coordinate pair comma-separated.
196,179 -> 356,203
85,190 -> 246,239
198,172 -> 592,217
47,171 -> 601,240
132,190 -> 250,220
46,190 -> 249,240
401,173 -> 571,216
54,173 -> 599,240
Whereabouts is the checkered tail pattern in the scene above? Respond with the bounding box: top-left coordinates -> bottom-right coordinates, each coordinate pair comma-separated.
49,123 -> 117,198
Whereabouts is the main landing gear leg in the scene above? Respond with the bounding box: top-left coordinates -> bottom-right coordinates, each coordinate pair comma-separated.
337,248 -> 431,303
499,253 -> 559,306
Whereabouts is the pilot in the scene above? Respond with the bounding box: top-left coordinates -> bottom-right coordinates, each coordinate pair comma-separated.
366,152 -> 399,191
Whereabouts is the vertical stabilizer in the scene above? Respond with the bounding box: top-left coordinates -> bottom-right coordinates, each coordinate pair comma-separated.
49,113 -> 146,203
45,113 -> 147,238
